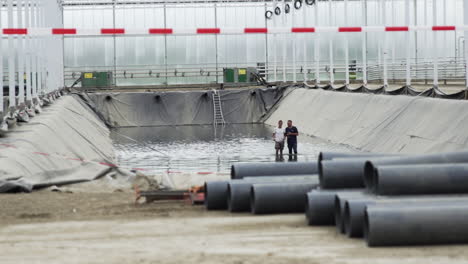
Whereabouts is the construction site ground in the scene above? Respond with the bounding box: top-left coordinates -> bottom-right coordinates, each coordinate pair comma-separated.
1,191 -> 468,264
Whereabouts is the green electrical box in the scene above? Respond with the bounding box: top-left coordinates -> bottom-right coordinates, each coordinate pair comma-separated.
237,68 -> 247,82
223,68 -> 235,83
81,71 -> 113,88
223,67 -> 257,83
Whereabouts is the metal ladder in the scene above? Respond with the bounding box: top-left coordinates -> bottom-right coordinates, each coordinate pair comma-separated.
212,90 -> 226,126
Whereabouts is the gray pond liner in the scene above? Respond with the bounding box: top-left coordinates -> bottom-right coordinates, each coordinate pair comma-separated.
345,195 -> 468,238
365,202 -> 468,247
231,162 -> 318,179
227,175 -> 318,212
250,181 -> 319,214
305,189 -> 365,226
363,150 -> 468,190
365,163 -> 468,195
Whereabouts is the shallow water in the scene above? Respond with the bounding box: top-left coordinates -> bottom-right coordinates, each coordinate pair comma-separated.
111,124 -> 356,175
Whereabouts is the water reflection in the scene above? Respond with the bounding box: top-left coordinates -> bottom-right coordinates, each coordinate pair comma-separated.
111,124 -> 355,175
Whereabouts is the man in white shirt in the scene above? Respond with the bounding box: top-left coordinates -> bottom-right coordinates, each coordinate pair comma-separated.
272,120 -> 286,161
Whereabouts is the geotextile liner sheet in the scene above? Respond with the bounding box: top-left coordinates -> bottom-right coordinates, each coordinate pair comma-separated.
0,96 -> 132,193
80,87 -> 286,128
266,88 -> 468,153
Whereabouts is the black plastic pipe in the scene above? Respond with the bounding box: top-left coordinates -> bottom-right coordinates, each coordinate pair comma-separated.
317,151 -> 396,164
366,163 -> 468,195
231,162 -> 317,179
204,181 -> 229,210
334,192 -> 370,233
345,195 -> 468,238
305,189 -> 364,225
364,150 -> 468,190
319,159 -> 369,189
250,181 -> 319,214
365,202 -> 468,247
227,175 -> 318,212
318,153 -> 400,189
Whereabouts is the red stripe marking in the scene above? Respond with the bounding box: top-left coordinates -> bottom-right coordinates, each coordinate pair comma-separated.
3,28 -> 28,35
101,28 -> 125,34
197,172 -> 213,175
386,26 -> 409,32
52,28 -> 77,35
292,27 -> 315,33
432,26 -> 456,31
67,157 -> 84,161
33,152 -> 50,156
149,28 -> 173,34
99,162 -> 118,167
244,28 -> 268,33
339,27 -> 362,32
0,143 -> 16,148
197,28 -> 220,34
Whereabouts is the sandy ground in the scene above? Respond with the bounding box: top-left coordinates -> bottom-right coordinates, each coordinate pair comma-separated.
1,191 -> 468,264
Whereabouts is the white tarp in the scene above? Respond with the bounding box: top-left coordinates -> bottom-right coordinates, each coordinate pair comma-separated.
0,95 -> 132,192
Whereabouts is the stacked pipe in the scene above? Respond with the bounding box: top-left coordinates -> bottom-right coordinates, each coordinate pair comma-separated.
205,150 -> 468,247
205,161 -> 319,214
307,150 -> 468,247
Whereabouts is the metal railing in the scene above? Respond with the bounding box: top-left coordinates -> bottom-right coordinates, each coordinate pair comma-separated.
62,57 -> 467,87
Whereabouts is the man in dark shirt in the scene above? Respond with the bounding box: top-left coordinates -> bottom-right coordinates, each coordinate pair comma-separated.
285,120 -> 299,161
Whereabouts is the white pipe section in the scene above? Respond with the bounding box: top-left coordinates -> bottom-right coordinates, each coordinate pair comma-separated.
377,0 -> 382,79
443,0 -> 447,60
391,0 -> 395,77
344,0 -> 349,86
36,0 -> 42,97
292,3 -> 297,83
465,0 -> 468,89
0,3 -> 3,115
433,0 -> 439,87
18,0 -> 25,106
8,0 -> 16,110
282,1 -> 286,82
273,0 -> 278,82
405,0 -> 411,86
31,0 -> 37,101
25,0 -> 32,104
382,0 -> 388,87
302,0 -> 307,82
328,0 -> 334,86
314,0 -> 320,85
362,0 -> 367,86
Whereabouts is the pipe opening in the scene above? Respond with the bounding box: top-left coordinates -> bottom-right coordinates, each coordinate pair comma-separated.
364,161 -> 375,190
250,186 -> 256,214
334,196 -> 342,230
226,184 -> 233,212
230,165 -> 236,179
155,94 -> 161,101
374,169 -> 379,194
318,160 -> 324,185
204,182 -> 208,207
344,202 -> 351,236
105,95 -> 112,101
363,210 -> 370,242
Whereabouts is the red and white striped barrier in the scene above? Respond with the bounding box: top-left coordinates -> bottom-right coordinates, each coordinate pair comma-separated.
0,25 -> 466,36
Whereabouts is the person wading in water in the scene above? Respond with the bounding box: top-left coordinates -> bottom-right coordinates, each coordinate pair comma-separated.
273,120 -> 286,161
285,120 -> 299,161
